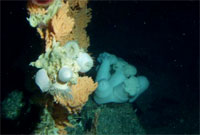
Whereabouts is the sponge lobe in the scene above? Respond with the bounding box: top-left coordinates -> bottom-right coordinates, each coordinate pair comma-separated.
76,52 -> 93,73
35,69 -> 51,92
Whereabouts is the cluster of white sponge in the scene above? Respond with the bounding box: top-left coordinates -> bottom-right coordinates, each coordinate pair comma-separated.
94,52 -> 149,104
34,41 -> 94,94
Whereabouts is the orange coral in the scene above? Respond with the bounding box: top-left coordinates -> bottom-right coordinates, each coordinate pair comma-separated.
50,1 -> 75,46
54,77 -> 98,114
28,0 -> 91,51
37,28 -> 44,39
48,0 -> 91,49
68,0 -> 88,9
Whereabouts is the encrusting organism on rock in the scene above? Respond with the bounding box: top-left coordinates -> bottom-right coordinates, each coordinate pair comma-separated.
54,76 -> 98,114
27,0 -> 98,134
27,0 -> 92,51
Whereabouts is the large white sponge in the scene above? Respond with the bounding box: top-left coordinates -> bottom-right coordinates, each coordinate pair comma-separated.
76,52 -> 94,73
35,69 -> 51,92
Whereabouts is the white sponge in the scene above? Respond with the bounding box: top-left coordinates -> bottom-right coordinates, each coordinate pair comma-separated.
76,52 -> 94,73
94,52 -> 150,104
58,66 -> 73,83
35,69 -> 51,92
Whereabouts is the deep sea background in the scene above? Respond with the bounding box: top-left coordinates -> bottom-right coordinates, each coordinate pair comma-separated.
1,0 -> 199,134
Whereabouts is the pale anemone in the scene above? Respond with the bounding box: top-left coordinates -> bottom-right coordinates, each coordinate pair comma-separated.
64,41 -> 80,59
49,82 -> 73,100
58,66 -> 73,83
35,68 -> 51,93
76,52 -> 94,73
35,68 -> 73,100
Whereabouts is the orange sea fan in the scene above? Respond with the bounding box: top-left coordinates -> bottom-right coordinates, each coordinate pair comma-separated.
50,1 -> 75,46
48,0 -> 91,49
54,77 -> 98,114
29,0 -> 92,51
72,7 -> 92,49
73,25 -> 90,49
68,0 -> 89,9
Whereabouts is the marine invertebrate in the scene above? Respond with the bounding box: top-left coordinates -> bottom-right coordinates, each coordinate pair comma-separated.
94,52 -> 149,104
27,0 -> 62,27
30,39 -> 81,84
54,77 -> 98,114
58,66 -> 73,83
27,0 -> 91,50
50,1 -> 75,46
31,40 -> 97,114
48,82 -> 73,103
35,68 -> 51,92
128,76 -> 150,102
27,0 -> 97,132
35,67 -> 73,100
76,52 -> 94,73
50,82 -> 71,94
64,41 -> 80,59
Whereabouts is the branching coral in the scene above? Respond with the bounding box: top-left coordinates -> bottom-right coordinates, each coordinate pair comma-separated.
27,0 -> 91,51
68,0 -> 92,49
54,76 -> 98,114
50,1 -> 75,46
47,0 -> 92,49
